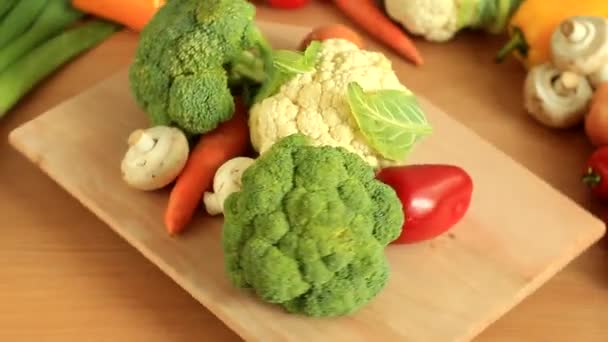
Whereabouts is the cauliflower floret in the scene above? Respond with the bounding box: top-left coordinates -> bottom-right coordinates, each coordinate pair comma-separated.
249,39 -> 410,168
384,0 -> 459,42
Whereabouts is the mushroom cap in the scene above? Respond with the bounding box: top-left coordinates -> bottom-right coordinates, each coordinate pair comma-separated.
524,63 -> 594,128
121,126 -> 189,191
203,157 -> 255,215
212,157 -> 255,194
551,16 -> 608,75
589,63 -> 608,89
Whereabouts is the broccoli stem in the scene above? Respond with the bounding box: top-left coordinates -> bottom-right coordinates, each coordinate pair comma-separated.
237,25 -> 276,106
0,0 -> 17,20
248,26 -> 282,104
252,26 -> 274,79
0,0 -> 84,73
0,20 -> 121,118
230,51 -> 267,83
0,0 -> 49,50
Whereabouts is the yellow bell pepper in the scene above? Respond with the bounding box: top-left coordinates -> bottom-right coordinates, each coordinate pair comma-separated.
496,0 -> 608,69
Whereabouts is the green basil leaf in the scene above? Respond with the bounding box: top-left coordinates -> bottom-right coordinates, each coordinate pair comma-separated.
346,82 -> 432,161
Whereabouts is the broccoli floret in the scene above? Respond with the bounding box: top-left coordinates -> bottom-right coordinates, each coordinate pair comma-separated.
222,134 -> 404,317
128,0 -> 271,135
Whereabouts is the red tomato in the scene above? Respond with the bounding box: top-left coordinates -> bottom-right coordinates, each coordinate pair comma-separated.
583,146 -> 608,200
376,164 -> 474,244
267,0 -> 310,9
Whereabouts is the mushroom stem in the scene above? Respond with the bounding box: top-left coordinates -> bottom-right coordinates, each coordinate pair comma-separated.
128,129 -> 157,153
554,71 -> 581,96
203,192 -> 223,216
561,19 -> 588,43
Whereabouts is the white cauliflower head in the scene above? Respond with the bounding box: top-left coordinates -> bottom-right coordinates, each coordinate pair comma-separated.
248,39 -> 411,169
384,0 -> 459,42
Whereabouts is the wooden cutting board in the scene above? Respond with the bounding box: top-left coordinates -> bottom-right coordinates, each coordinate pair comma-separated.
8,21 -> 606,342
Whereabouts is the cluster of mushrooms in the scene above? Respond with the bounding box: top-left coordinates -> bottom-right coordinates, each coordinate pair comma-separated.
524,15 -> 608,129
120,125 -> 254,215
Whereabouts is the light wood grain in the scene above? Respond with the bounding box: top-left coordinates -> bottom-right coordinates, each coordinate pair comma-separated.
2,2 -> 608,341
0,31 -> 240,342
8,21 -> 605,342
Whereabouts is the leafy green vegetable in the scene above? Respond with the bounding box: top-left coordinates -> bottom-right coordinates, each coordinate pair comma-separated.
0,0 -> 17,20
0,0 -> 48,50
274,51 -> 311,74
253,40 -> 321,103
0,0 -> 84,73
274,40 -> 320,73
303,40 -> 321,64
0,20 -> 120,117
346,82 -> 432,162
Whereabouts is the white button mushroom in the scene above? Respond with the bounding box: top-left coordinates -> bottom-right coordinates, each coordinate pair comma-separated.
589,63 -> 608,88
121,126 -> 189,191
551,16 -> 608,88
523,62 -> 594,129
203,157 -> 255,216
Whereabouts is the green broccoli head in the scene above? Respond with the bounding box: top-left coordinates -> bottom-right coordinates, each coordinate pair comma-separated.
222,134 -> 404,317
128,0 -> 271,135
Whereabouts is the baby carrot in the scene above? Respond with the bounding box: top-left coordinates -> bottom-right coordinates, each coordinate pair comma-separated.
333,0 -> 424,66
164,99 -> 251,235
71,0 -> 165,32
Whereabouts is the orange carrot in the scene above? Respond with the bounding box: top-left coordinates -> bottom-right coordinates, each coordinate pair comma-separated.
332,0 -> 424,66
164,100 -> 251,235
299,24 -> 365,50
71,0 -> 165,32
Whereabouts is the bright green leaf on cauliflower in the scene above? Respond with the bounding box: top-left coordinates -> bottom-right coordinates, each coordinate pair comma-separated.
222,134 -> 404,317
129,0 -> 271,135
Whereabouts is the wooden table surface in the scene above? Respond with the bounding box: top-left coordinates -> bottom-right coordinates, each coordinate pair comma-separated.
2,2 -> 608,341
